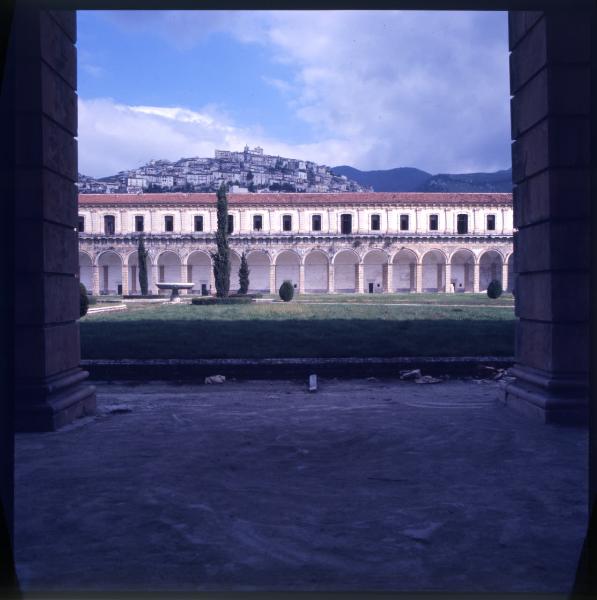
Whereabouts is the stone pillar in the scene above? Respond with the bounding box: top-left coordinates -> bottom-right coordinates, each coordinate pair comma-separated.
13,8 -> 95,431
503,10 -> 591,425
384,263 -> 393,293
445,263 -> 453,293
502,262 -> 509,293
328,263 -> 335,293
298,263 -> 305,294
92,265 -> 100,296
473,262 -> 480,293
356,263 -> 364,293
269,264 -> 276,295
179,263 -> 187,294
415,263 -> 423,293
121,263 -> 129,296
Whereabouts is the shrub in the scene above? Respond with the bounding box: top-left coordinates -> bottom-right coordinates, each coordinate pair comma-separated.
279,280 -> 294,302
79,282 -> 89,317
487,279 -> 503,299
191,296 -> 253,305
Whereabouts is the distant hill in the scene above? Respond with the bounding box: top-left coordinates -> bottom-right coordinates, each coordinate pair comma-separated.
331,166 -> 431,192
332,165 -> 512,193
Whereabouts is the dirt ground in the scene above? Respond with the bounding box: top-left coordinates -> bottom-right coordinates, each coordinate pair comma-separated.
15,378 -> 587,593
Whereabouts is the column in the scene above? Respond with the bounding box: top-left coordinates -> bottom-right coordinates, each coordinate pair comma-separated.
269,264 -> 276,295
121,263 -> 129,296
445,262 -> 453,293
504,10 -> 590,428
180,264 -> 187,294
298,263 -> 305,294
13,8 -> 95,431
209,267 -> 215,295
502,262 -> 509,293
152,264 -> 159,294
327,263 -> 335,293
415,263 -> 423,293
384,263 -> 393,293
356,263 -> 364,294
473,262 -> 480,293
92,265 -> 100,296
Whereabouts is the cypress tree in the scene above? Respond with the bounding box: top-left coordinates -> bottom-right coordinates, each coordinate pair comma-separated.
212,184 -> 231,297
138,235 -> 149,296
239,252 -> 250,294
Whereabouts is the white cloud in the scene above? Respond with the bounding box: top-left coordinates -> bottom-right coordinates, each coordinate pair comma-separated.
79,11 -> 511,174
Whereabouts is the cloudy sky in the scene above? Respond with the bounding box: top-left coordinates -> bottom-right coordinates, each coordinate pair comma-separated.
77,10 -> 511,178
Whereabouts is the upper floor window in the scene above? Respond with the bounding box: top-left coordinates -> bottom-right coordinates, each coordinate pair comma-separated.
227,215 -> 234,234
282,214 -> 292,232
400,214 -> 409,231
194,215 -> 203,232
312,214 -> 322,231
429,214 -> 439,231
104,215 -> 115,235
253,215 -> 263,231
371,214 -> 381,231
341,213 -> 352,234
164,215 -> 174,232
78,216 -> 85,233
135,215 -> 144,232
457,214 -> 469,234
486,214 -> 496,231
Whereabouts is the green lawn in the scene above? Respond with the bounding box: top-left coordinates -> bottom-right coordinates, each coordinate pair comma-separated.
81,300 -> 515,359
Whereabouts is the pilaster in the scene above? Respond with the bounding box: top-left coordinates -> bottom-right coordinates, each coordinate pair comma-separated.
356,263 -> 364,293
384,263 -> 393,293
269,264 -> 276,295
328,264 -> 335,293
91,265 -> 100,295
445,263 -> 453,292
121,263 -> 129,296
415,263 -> 423,293
502,262 -> 509,293
298,263 -> 305,294
473,263 -> 480,293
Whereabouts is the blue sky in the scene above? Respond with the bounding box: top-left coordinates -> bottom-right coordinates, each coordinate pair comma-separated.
77,10 -> 511,177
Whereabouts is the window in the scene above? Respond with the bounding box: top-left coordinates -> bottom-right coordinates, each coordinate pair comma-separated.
429,214 -> 439,231
164,215 -> 174,232
77,215 -> 84,232
282,214 -> 292,231
312,214 -> 322,231
135,215 -> 144,232
340,213 -> 352,234
486,214 -> 496,231
253,215 -> 263,231
194,215 -> 203,232
104,215 -> 115,235
227,215 -> 234,234
400,214 -> 409,231
371,214 -> 381,231
457,214 -> 468,234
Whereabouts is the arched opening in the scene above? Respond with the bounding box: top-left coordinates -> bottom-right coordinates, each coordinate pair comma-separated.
78,252 -> 93,293
450,249 -> 475,293
187,251 -> 212,295
421,250 -> 446,292
97,251 -> 123,295
479,250 -> 503,291
228,251 -> 242,293
246,251 -> 270,292
127,251 -> 153,296
333,250 -> 359,293
392,248 -> 417,292
157,251 -> 182,295
304,250 -> 329,293
275,250 -> 300,291
363,249 -> 387,294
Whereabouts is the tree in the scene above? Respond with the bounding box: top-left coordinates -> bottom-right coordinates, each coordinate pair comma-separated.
138,235 -> 149,296
79,282 -> 89,317
239,252 -> 250,294
212,184 -> 231,297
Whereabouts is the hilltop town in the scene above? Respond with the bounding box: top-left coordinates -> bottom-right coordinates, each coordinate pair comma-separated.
78,146 -> 370,195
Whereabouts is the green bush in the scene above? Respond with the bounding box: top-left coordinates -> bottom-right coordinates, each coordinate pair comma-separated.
279,280 -> 294,302
88,295 -> 98,305
487,279 -> 503,299
229,292 -> 262,299
192,296 -> 253,305
79,283 -> 89,317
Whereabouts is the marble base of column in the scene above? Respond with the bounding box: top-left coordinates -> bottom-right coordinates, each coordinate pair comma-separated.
501,364 -> 588,425
15,367 -> 96,432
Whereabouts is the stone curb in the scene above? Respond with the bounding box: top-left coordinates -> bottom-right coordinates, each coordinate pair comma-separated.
81,356 -> 515,381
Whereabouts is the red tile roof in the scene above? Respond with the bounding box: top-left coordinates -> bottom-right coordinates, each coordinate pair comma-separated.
79,192 -> 512,207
